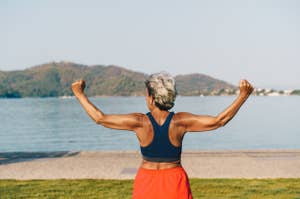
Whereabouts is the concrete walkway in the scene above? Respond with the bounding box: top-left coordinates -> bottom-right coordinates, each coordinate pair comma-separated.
1,150 -> 300,179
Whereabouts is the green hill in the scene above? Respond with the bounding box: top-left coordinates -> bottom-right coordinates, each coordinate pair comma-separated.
0,61 -> 236,98
175,74 -> 236,96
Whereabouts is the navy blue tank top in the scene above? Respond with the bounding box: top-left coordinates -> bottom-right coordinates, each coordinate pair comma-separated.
140,112 -> 182,162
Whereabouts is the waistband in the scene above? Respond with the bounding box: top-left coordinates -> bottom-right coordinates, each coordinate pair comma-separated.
142,155 -> 181,163
138,165 -> 185,174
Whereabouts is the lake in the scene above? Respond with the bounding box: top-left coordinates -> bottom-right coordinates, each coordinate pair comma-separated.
0,96 -> 299,152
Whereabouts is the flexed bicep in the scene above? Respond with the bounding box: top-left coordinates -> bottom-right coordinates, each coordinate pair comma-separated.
96,113 -> 144,131
176,112 -> 222,133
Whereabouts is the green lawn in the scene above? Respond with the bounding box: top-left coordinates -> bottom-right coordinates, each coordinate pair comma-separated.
0,178 -> 299,199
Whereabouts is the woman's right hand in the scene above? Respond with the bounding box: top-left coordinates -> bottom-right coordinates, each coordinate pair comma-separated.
239,79 -> 254,97
71,79 -> 86,96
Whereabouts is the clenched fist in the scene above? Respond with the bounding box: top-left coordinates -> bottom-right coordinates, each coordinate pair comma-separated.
72,79 -> 86,96
239,79 -> 254,97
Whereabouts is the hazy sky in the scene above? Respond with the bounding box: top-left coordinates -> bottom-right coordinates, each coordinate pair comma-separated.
1,0 -> 300,89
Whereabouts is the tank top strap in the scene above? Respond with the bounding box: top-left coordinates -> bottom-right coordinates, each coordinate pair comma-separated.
146,112 -> 174,127
146,112 -> 157,127
163,112 -> 174,127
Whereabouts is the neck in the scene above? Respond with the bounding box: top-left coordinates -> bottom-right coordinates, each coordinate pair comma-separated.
150,107 -> 169,115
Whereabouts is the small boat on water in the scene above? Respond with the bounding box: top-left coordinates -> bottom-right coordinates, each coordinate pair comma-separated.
59,95 -> 75,99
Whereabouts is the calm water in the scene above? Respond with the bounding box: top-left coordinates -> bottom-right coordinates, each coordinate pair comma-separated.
0,96 -> 299,152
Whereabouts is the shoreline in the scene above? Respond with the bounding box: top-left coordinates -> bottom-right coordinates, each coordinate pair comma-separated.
1,94 -> 300,100
1,149 -> 300,180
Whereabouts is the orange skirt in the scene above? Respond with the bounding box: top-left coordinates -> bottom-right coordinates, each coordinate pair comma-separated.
133,166 -> 193,199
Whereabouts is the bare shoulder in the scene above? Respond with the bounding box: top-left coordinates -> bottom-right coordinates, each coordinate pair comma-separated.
130,112 -> 146,118
174,112 -> 194,117
173,112 -> 195,125
173,112 -> 196,120
130,112 -> 150,126
127,112 -> 147,123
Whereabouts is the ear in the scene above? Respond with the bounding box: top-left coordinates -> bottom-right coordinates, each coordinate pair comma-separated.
149,96 -> 155,105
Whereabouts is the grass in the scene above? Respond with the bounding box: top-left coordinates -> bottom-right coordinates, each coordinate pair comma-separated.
0,178 -> 299,199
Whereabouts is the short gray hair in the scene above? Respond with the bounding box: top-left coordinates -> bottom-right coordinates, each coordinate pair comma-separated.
145,72 -> 177,110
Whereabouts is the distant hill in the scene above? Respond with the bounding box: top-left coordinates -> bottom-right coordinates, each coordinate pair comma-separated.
0,61 -> 237,98
175,74 -> 236,96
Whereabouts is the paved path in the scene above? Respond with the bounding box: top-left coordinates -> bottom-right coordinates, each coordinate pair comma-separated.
1,150 -> 300,179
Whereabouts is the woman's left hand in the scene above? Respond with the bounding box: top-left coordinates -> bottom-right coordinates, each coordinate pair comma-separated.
239,79 -> 254,98
71,79 -> 86,96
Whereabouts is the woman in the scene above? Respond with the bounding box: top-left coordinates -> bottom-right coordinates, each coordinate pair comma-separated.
71,72 -> 253,199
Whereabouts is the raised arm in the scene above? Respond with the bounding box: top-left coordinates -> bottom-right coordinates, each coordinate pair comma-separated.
177,79 -> 254,132
71,80 -> 143,131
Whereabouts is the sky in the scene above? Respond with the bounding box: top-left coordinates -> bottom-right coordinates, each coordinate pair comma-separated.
1,0 -> 300,89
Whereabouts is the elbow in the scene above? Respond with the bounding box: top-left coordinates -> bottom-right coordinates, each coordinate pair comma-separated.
216,121 -> 225,128
215,116 -> 227,128
95,115 -> 105,125
219,121 -> 227,127
95,119 -> 102,125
